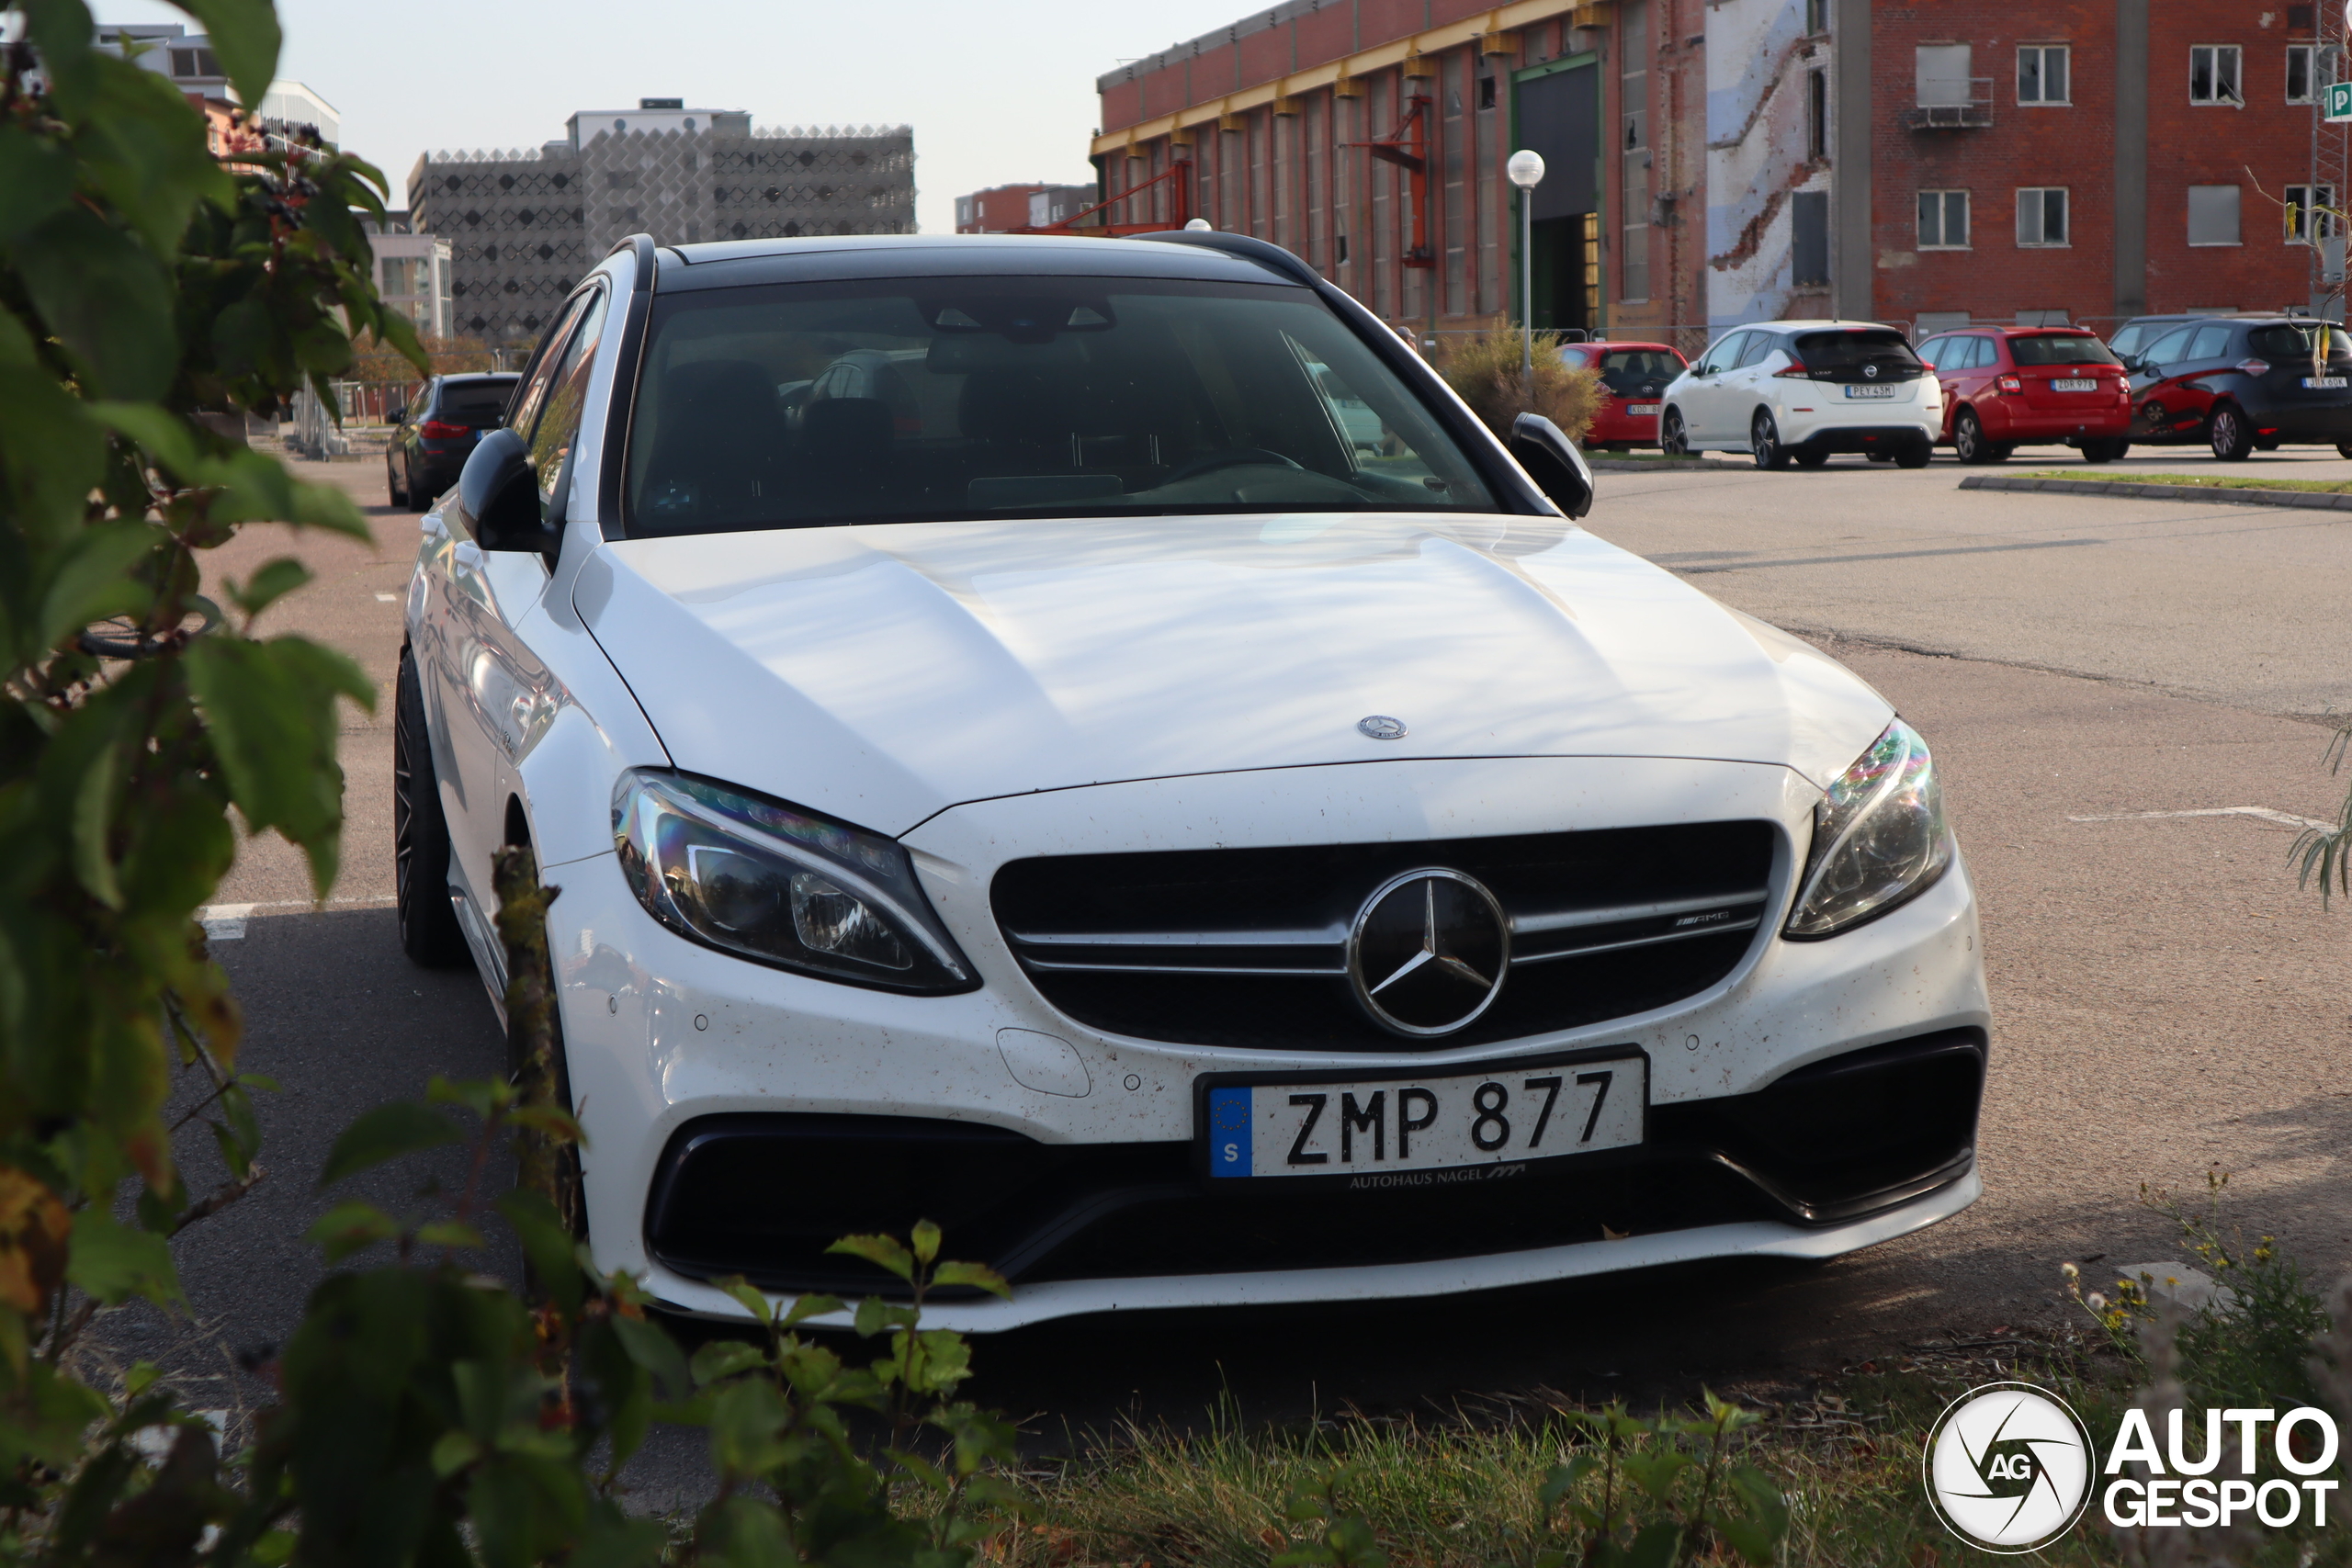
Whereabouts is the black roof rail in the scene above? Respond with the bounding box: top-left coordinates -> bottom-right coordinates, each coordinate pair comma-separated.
1134,228 -> 1322,288
607,232 -> 658,293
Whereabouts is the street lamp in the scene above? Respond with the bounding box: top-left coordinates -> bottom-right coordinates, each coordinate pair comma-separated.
1506,150 -> 1546,379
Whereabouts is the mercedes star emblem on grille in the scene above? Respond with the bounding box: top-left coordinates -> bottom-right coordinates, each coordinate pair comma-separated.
1345,869 -> 1510,1037
1357,715 -> 1408,739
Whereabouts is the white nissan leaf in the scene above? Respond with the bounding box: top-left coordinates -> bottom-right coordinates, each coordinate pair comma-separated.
396,231 -> 1989,1330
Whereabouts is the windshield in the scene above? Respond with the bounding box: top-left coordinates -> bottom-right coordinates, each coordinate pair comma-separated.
623,276 -> 1496,536
439,380 -> 516,424
2008,333 -> 2120,367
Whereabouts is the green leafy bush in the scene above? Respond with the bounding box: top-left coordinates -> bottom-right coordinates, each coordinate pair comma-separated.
1430,330 -> 1602,448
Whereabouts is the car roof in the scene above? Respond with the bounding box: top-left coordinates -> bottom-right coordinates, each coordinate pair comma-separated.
1737,320 -> 1907,333
650,232 -> 1302,294
440,371 -> 519,385
1582,339 -> 1682,352
1943,323 -> 2096,334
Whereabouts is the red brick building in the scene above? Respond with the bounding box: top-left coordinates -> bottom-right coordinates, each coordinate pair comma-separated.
1084,0 -> 2348,347
956,183 -> 1098,233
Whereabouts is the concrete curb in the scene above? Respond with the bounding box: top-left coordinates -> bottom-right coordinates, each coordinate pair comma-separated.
1589,457 -> 1727,472
1956,473 -> 2352,511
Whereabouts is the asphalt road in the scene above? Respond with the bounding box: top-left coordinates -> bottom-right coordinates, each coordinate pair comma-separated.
114,446 -> 2352,1503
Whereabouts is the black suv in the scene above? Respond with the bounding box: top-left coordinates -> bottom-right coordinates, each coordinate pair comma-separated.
387,373 -> 520,510
2113,316 -> 2352,458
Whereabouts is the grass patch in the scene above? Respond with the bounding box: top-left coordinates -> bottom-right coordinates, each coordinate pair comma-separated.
2014,469 -> 2352,493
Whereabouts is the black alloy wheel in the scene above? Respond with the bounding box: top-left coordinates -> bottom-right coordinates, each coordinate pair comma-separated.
2209,403 -> 2254,461
1953,409 -> 2006,465
1751,410 -> 1790,470
394,647 -> 470,966
1894,439 -> 1933,469
1661,407 -> 1691,457
2079,437 -> 2131,464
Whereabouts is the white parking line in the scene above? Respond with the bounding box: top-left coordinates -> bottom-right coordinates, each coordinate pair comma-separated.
2066,806 -> 2335,831
198,894 -> 397,941
374,592 -> 399,603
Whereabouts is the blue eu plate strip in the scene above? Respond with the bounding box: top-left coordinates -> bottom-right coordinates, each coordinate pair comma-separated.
1207,1086 -> 1252,1178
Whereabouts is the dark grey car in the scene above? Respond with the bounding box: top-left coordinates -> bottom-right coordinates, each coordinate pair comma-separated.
387,373 -> 520,511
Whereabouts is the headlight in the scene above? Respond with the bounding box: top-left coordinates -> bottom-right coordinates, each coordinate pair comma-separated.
612,770 -> 975,993
1783,720 -> 1953,939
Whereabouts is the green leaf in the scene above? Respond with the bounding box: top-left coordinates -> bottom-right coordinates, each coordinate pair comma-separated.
32,521 -> 156,659
316,1101 -> 466,1188
689,1339 -> 767,1386
606,1311 -> 692,1401
303,1200 -> 400,1264
495,1189 -> 583,1316
225,558 -> 311,620
66,1209 -> 186,1309
930,1260 -> 1012,1300
718,1276 -> 775,1328
1620,1520 -> 1680,1568
0,127 -> 76,245
428,1429 -> 481,1479
855,1296 -> 919,1338
184,633 -> 375,897
69,739 -> 123,908
414,1221 -> 486,1250
172,0 -> 282,110
910,1217 -> 941,1265
828,1232 -> 916,1282
779,1292 -> 845,1328
14,207 -> 176,400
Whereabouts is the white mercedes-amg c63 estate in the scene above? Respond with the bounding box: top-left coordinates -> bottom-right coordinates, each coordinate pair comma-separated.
396,229 -> 1988,1329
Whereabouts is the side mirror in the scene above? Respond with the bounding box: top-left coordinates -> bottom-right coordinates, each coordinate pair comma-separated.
1509,412 -> 1594,520
388,404 -> 406,424
457,427 -> 557,557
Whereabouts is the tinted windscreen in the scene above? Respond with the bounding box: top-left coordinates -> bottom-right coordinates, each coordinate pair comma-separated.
2247,323 -> 2352,363
1595,349 -> 1680,390
1792,329 -> 1924,380
624,276 -> 1496,536
439,381 -> 516,423
2007,333 -> 2120,367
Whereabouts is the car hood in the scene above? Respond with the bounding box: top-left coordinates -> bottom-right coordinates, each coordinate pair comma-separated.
575,513 -> 1893,836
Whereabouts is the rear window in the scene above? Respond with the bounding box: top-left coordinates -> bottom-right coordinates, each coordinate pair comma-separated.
1792,329 -> 1923,377
2007,333 -> 2119,367
438,380 -> 516,424
1591,348 -> 1681,390
2247,323 -> 2352,362
622,276 -> 1498,536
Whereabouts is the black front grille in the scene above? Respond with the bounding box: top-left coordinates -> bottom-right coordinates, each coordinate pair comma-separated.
642,1031 -> 1985,1295
989,822 -> 1780,1050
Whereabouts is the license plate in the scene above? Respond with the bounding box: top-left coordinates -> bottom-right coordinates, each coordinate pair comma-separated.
2305,377 -> 2347,389
1844,384 -> 1897,400
1202,1053 -> 1646,1183
2051,378 -> 2098,392
1624,403 -> 1660,416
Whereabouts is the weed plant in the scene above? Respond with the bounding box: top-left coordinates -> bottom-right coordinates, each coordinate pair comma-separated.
1430,329 -> 1603,447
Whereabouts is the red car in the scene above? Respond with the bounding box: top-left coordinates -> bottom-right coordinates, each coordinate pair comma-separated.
1557,341 -> 1690,450
1914,325 -> 2134,464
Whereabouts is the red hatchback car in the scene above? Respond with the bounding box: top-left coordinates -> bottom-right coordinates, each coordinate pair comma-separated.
1557,340 -> 1690,450
1914,326 -> 2134,463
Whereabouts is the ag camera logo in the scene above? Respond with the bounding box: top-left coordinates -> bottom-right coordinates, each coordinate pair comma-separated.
1923,1382 -> 2095,1552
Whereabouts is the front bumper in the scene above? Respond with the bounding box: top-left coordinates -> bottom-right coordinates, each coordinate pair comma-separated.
548,756 -> 1988,1329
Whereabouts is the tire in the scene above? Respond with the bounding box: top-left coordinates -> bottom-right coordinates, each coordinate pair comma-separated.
1793,446 -> 1830,468
1987,443 -> 2017,462
1953,408 -> 2000,465
394,646 -> 470,967
1894,439 -> 1933,469
1867,450 -> 1894,462
407,460 -> 432,513
2256,438 -> 2281,452
2080,437 -> 2131,463
387,457 -> 407,509
2338,441 -> 2352,459
1751,410 -> 1790,470
2209,403 -> 2254,461
1661,407 -> 1691,457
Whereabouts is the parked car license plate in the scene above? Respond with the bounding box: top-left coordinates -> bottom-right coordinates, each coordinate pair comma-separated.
1624,402 -> 1661,416
1844,385 -> 1897,400
2051,378 -> 2098,392
2305,377 -> 2348,389
1202,1052 -> 1646,1183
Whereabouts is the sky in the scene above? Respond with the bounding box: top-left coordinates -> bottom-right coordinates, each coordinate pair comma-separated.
88,0 -> 1247,234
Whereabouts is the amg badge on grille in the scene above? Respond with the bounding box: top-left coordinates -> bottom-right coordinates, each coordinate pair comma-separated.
1357,715 -> 1408,740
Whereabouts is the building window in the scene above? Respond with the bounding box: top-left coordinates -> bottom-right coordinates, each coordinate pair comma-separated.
1916,44 -> 1975,108
1478,74 -> 1497,109
2288,184 -> 2338,242
2190,45 -> 2244,104
1917,189 -> 1970,249
1792,189 -> 1829,286
2018,45 -> 2070,104
2016,187 -> 2069,246
1804,0 -> 1828,36
2289,44 -> 2316,103
1622,0 -> 1651,302
2188,184 -> 2241,245
1807,68 -> 1827,159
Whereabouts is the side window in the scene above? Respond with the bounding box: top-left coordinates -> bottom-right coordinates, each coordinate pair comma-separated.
504,291 -> 597,439
2143,326 -> 2197,366
1917,336 -> 1951,367
526,288 -> 612,504
1736,333 -> 1778,368
1965,336 -> 1995,368
2109,325 -> 2144,358
1699,333 -> 1747,374
2186,323 -> 2233,360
